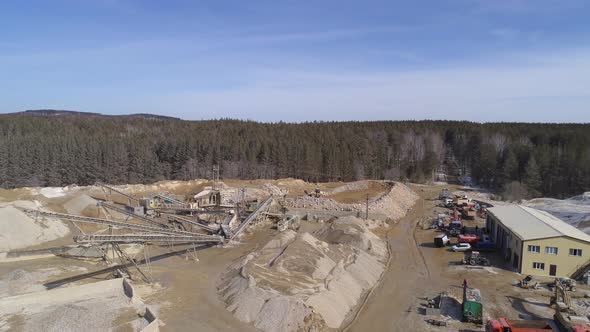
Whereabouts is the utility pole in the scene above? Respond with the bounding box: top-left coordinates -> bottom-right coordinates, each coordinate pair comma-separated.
365,194 -> 369,220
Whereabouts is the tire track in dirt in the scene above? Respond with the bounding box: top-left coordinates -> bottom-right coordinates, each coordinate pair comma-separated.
413,218 -> 431,278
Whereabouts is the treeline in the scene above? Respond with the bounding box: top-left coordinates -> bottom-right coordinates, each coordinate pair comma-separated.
0,113 -> 589,199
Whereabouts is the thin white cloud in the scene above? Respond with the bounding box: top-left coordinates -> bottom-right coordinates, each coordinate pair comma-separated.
240,25 -> 410,44
155,48 -> 590,123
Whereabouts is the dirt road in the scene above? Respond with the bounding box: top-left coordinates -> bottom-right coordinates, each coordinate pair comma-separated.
346,185 -> 441,331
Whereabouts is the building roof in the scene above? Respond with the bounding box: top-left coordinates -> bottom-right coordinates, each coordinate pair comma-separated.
487,204 -> 590,242
193,189 -> 219,199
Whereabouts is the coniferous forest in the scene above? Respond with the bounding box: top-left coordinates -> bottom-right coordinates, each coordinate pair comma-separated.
1,111 -> 589,199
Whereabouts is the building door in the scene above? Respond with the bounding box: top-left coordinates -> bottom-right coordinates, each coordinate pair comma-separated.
550,264 -> 557,276
513,253 -> 519,269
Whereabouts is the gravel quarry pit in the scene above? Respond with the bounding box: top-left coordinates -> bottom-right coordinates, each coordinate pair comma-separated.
218,217 -> 388,332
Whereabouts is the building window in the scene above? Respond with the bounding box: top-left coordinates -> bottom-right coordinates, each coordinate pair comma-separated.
533,262 -> 545,270
528,245 -> 540,253
545,247 -> 558,255
569,249 -> 583,257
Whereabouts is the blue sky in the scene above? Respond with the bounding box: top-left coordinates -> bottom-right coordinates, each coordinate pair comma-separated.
1,0 -> 590,122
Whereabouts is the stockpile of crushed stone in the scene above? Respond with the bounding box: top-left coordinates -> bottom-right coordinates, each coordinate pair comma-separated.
370,182 -> 418,220
218,217 -> 387,331
330,181 -> 370,194
286,182 -> 418,221
0,202 -> 69,251
63,194 -> 97,216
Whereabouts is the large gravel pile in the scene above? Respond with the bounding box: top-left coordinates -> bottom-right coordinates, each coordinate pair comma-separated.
218,217 -> 387,331
370,182 -> 418,220
524,191 -> 590,230
63,194 -> 97,216
0,278 -> 148,332
287,182 -> 418,221
0,202 -> 69,251
330,181 -> 370,194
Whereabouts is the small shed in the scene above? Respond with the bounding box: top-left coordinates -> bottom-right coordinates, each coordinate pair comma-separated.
193,188 -> 221,207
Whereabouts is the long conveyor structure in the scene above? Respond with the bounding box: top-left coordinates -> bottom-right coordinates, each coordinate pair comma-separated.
230,195 -> 273,240
96,182 -> 140,205
164,214 -> 220,233
74,234 -> 223,244
25,209 -> 218,239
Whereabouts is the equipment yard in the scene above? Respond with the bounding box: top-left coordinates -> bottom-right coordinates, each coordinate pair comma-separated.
1,179 -> 590,331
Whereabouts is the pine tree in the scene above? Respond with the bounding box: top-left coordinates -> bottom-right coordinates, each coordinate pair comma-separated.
524,156 -> 542,197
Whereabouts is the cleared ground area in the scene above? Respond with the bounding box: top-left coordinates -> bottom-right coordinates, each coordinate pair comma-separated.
1,179 -> 588,331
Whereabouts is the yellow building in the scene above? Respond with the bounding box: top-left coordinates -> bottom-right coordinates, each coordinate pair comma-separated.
486,205 -> 590,278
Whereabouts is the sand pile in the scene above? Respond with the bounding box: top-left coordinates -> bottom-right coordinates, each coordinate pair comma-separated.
261,183 -> 287,196
330,181 -> 369,194
0,278 -> 150,332
63,194 -> 97,215
288,195 -> 356,211
287,182 -> 418,221
39,187 -> 67,198
524,192 -> 590,231
370,182 -> 418,220
276,178 -> 307,187
0,203 -> 69,251
218,217 -> 387,331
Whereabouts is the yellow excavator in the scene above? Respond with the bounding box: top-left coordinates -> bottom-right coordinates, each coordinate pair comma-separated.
550,278 -> 590,332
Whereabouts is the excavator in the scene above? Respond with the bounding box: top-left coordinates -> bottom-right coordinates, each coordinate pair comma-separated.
486,279 -> 590,332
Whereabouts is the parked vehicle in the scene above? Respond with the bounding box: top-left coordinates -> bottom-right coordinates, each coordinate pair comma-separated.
485,318 -> 558,332
452,243 -> 472,252
439,188 -> 449,199
474,240 -> 496,252
434,234 -> 450,247
462,251 -> 490,266
458,234 -> 479,244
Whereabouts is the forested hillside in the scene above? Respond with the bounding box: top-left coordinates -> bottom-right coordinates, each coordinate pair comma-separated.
0,112 -> 589,199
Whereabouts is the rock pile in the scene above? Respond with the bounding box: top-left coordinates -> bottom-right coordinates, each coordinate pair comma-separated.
218,217 -> 387,331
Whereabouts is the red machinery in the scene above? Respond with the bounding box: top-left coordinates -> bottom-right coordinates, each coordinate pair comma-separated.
486,318 -> 557,332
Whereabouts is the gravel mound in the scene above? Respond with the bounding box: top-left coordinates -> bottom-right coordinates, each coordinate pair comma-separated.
288,182 -> 418,221
218,217 -> 387,331
524,191 -> 590,230
63,194 -> 97,216
330,181 -> 369,194
0,203 -> 69,251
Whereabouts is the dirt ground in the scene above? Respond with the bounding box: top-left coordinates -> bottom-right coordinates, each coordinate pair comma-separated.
346,184 -> 589,332
2,180 -> 588,331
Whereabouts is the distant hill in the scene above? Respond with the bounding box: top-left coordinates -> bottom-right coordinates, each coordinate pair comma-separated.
3,109 -> 180,121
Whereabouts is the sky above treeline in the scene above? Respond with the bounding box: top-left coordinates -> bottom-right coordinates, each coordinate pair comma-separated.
1,0 -> 590,123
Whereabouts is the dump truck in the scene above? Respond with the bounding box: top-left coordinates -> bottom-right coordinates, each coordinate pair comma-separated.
463,284 -> 483,324
485,318 -> 558,332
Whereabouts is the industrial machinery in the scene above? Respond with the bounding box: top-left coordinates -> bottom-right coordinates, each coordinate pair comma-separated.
551,278 -> 590,332
485,318 -> 558,332
518,275 -> 540,289
462,251 -> 491,266
463,284 -> 483,324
